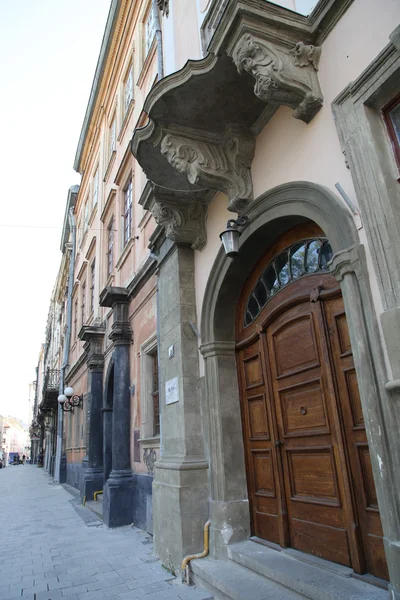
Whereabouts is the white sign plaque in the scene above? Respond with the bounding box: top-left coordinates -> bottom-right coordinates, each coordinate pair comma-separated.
165,377 -> 179,405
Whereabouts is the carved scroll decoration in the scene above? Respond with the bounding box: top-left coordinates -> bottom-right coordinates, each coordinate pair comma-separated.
232,34 -> 323,124
151,199 -> 208,251
160,125 -> 255,213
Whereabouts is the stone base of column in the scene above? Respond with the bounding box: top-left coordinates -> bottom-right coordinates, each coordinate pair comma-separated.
385,537 -> 400,598
209,499 -> 250,559
152,459 -> 209,575
103,470 -> 134,528
59,453 -> 67,484
80,468 -> 104,502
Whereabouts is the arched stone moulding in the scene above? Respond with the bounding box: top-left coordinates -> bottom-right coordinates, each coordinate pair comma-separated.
199,182 -> 400,591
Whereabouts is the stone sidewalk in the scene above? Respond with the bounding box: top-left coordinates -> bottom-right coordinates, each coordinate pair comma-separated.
0,465 -> 213,600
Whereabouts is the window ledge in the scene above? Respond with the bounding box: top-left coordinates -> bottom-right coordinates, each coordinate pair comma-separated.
103,151 -> 117,183
137,38 -> 157,89
118,99 -> 135,142
139,436 -> 160,448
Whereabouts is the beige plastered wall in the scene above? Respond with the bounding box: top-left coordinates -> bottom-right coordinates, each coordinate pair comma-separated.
129,276 -> 157,473
193,0 -> 400,376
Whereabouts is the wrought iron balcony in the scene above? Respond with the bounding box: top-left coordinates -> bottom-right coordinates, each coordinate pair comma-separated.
42,368 -> 60,406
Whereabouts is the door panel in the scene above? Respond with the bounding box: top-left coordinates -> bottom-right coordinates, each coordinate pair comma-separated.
266,300 -> 352,567
236,225 -> 388,580
324,296 -> 389,580
238,340 -> 286,545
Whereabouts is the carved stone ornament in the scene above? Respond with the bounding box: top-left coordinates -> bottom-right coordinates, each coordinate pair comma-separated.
143,447 -> 157,475
159,125 -> 255,213
151,198 -> 208,251
232,34 -> 323,124
157,0 -> 169,17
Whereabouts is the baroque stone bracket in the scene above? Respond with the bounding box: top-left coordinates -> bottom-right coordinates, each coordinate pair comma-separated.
158,125 -> 255,213
232,34 -> 323,124
140,183 -> 209,250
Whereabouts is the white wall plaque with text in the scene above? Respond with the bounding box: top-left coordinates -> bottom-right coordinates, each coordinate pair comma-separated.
165,377 -> 179,405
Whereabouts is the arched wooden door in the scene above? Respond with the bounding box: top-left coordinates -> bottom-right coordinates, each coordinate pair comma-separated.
236,224 -> 388,581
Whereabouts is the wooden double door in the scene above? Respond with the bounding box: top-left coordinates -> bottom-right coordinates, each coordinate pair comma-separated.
236,226 -> 388,580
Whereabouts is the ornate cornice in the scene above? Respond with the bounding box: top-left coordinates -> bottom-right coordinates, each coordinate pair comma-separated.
232,34 -> 322,124
79,324 -> 106,371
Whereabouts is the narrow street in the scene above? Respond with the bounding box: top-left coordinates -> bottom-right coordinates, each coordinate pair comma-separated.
0,466 -> 213,600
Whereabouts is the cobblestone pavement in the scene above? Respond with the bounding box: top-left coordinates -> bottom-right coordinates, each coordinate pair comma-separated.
0,466 -> 213,600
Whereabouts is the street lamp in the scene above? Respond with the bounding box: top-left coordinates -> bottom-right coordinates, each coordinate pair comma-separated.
57,387 -> 83,413
219,215 -> 249,257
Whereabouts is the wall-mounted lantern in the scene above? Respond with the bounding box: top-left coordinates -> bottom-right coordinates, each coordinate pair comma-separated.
219,215 -> 249,257
57,387 -> 83,413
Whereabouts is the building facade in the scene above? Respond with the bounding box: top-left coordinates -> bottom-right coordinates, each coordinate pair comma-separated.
32,0 -> 400,598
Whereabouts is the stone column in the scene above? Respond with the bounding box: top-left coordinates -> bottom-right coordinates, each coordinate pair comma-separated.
331,245 -> 400,599
102,406 -> 113,483
100,287 -> 134,528
200,341 -> 250,558
79,324 -> 105,502
144,190 -> 210,574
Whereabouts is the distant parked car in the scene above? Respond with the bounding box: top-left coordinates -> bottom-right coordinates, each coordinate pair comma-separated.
9,452 -> 21,465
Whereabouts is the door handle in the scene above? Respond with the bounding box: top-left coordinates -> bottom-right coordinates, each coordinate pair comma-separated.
275,440 -> 283,448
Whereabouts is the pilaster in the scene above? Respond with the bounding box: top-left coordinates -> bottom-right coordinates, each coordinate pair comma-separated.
151,234 -> 209,574
79,324 -> 106,502
331,245 -> 400,595
100,288 -> 134,527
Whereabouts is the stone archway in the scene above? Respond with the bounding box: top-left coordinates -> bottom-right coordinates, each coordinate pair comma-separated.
200,181 -> 394,574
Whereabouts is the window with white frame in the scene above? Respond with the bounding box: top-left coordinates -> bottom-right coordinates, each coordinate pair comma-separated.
140,334 -> 160,440
107,217 -> 114,277
109,115 -> 116,160
90,259 -> 95,313
73,299 -> 78,340
144,6 -> 156,56
81,280 -> 86,325
124,62 -> 134,116
92,168 -> 99,208
123,179 -> 133,246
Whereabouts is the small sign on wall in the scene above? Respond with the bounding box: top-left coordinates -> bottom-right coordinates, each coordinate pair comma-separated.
165,377 -> 179,405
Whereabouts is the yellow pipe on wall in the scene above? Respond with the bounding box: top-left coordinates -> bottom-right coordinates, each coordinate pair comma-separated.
94,490 -> 103,501
181,520 -> 211,584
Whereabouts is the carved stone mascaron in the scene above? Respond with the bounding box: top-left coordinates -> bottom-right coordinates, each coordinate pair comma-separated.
232,35 -> 323,124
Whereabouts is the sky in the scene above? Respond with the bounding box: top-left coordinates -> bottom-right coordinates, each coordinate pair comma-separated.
0,0 -> 111,422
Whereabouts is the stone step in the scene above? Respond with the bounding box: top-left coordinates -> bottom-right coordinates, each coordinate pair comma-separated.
191,556 -> 308,600
227,541 -> 387,600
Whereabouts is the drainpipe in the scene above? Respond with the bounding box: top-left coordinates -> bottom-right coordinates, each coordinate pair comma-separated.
54,208 -> 76,483
152,0 -> 164,80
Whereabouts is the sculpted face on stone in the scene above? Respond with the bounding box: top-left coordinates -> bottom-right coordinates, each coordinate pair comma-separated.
232,33 -> 323,124
161,136 -> 199,183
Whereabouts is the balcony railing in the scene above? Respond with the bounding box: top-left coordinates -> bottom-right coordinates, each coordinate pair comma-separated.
42,368 -> 60,405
